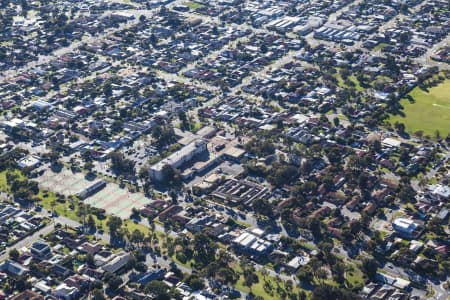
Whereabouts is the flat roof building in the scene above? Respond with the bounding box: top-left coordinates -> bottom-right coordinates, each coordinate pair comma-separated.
392,218 -> 423,239
149,139 -> 207,181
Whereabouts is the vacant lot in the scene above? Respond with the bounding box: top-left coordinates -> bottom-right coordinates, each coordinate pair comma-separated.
390,80 -> 450,138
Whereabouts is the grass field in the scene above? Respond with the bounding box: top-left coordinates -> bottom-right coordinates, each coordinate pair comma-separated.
345,263 -> 365,289
231,263 -> 310,299
373,43 -> 388,52
0,169 -> 24,191
235,270 -> 306,299
185,1 -> 204,9
390,80 -> 450,138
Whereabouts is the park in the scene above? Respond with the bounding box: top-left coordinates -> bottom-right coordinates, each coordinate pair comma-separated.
390,79 -> 450,138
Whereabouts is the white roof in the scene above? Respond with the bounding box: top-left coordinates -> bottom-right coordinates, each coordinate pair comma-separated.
382,137 -> 401,147
430,184 -> 450,198
287,256 -> 310,269
392,217 -> 417,231
17,155 -> 40,168
393,277 -> 410,289
291,114 -> 309,124
251,228 -> 265,237
151,139 -> 206,172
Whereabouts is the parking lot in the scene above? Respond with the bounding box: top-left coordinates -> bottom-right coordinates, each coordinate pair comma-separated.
35,167 -> 149,218
122,139 -> 157,173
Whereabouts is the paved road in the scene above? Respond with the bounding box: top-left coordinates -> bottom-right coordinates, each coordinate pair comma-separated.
382,263 -> 450,299
0,223 -> 55,261
411,151 -> 450,191
430,280 -> 449,300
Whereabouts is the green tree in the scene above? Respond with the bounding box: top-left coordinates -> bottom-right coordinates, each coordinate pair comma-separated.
426,217 -> 444,235
185,274 -> 205,291
144,281 -> 170,299
311,284 -> 359,300
193,233 -> 216,267
107,216 -> 122,238
8,248 -> 19,261
361,258 -> 378,280
152,125 -> 176,148
131,229 -> 145,246
297,265 -> 313,283
107,275 -> 123,291
333,117 -> 340,127
332,262 -> 346,285
243,265 -> 258,291
91,289 -> 105,300
88,215 -> 96,231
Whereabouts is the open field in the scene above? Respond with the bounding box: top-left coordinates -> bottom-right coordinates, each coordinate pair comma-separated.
390,80 -> 450,138
185,1 -> 205,9
35,168 -> 149,218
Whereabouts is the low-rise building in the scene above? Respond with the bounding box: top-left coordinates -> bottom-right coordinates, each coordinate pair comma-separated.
392,218 -> 423,239
30,240 -> 52,260
101,251 -> 131,273
52,283 -> 79,300
0,260 -> 29,277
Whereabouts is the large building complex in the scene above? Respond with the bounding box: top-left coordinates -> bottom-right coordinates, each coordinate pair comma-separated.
149,139 -> 207,181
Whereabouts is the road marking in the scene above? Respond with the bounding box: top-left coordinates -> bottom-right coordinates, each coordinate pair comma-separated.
432,104 -> 450,109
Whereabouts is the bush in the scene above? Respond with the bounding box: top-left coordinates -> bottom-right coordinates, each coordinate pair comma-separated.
176,252 -> 188,264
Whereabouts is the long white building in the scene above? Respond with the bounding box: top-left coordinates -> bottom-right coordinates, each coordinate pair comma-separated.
149,139 -> 207,181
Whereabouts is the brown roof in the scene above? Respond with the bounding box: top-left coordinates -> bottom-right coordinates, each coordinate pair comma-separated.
79,242 -> 103,255
346,195 -> 361,210
10,290 -> 44,300
364,203 -> 377,215
158,205 -> 183,220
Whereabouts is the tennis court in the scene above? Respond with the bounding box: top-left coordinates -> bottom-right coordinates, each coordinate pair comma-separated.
84,185 -> 148,218
36,168 -> 149,218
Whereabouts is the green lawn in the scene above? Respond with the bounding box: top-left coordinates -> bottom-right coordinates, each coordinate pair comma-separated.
235,271 -> 307,299
185,1 -> 204,9
373,43 -> 388,52
231,263 -> 309,299
390,80 -> 450,138
334,71 -> 363,91
349,75 -> 363,91
345,264 -> 365,289
0,169 -> 25,191
123,220 -> 150,235
39,190 -> 81,222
